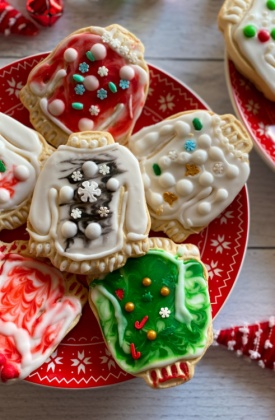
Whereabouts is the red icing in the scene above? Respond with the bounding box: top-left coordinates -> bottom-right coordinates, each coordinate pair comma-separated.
0,166 -> 20,197
151,363 -> 189,387
134,315 -> 148,330
130,343 -> 141,360
28,33 -> 147,142
115,288 -> 124,300
258,29 -> 270,43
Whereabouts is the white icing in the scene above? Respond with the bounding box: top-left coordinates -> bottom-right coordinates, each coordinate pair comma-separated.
48,99 -> 65,116
83,75 -> 99,91
82,161 -> 98,177
234,0 -> 275,94
61,221 -> 77,238
0,188 -> 10,203
28,142 -> 149,261
30,69 -> 67,96
85,222 -> 102,240
40,98 -> 72,135
78,118 -> 94,131
59,186 -> 74,203
90,43 -> 107,60
129,110 -> 250,229
64,47 -> 78,62
119,65 -> 135,80
14,165 -> 30,181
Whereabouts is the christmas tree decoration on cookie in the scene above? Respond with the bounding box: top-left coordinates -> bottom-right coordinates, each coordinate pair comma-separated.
0,240 -> 87,384
27,131 -> 151,276
129,110 -> 252,243
20,24 -> 149,147
0,1 -> 38,36
89,237 -> 212,389
214,317 -> 275,370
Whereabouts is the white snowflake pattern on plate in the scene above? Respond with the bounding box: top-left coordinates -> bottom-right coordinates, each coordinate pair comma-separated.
71,351 -> 92,374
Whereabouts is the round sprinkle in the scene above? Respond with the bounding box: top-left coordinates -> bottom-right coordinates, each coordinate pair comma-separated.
72,102 -> 84,110
243,25 -> 257,38
215,188 -> 229,202
208,146 -> 224,160
267,0 -> 275,10
174,121 -> 190,137
64,48 -> 78,62
176,179 -> 193,196
226,164 -> 240,179
191,150 -> 208,165
142,277 -> 152,287
106,178 -> 120,191
160,286 -> 170,296
150,192 -> 163,207
198,171 -> 214,187
48,99 -> 65,116
158,173 -> 176,188
91,43 -> 107,60
82,161 -> 98,178
197,202 -> 211,215
59,186 -> 74,203
119,65 -> 135,80
14,165 -> 30,181
108,82 -> 117,93
83,75 -> 99,91
61,221 -> 77,238
147,330 -> 157,341
198,134 -> 211,148
258,29 -> 270,43
78,118 -> 94,131
0,188 -> 10,203
85,222 -> 102,240
125,302 -> 135,312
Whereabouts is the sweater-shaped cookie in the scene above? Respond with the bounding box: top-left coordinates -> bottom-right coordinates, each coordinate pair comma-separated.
20,24 -> 149,147
0,241 -> 87,384
27,131 -> 151,275
129,110 -> 252,243
0,113 -> 53,231
219,0 -> 275,101
89,237 -> 212,389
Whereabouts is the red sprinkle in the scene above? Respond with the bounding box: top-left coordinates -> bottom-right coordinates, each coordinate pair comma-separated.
134,315 -> 149,330
258,29 -> 270,43
130,343 -> 141,360
115,289 -> 124,300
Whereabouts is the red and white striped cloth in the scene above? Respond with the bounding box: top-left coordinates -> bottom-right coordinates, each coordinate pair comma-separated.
0,0 -> 38,36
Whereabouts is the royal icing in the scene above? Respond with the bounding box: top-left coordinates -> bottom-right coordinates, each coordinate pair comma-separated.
26,26 -> 149,145
0,113 -> 43,218
129,111 -> 250,230
28,133 -> 150,268
0,251 -> 84,383
231,0 -> 275,94
90,245 -> 211,375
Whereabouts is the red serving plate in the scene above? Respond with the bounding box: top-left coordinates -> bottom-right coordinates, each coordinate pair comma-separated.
0,53 -> 249,388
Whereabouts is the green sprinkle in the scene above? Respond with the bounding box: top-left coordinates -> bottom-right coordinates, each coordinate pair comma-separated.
73,74 -> 85,83
0,160 -> 6,173
108,82 -> 117,93
72,102 -> 84,110
243,24 -> 257,38
86,51 -> 95,62
152,163 -> 161,176
267,0 -> 275,10
271,28 -> 275,40
142,291 -> 153,302
192,118 -> 203,131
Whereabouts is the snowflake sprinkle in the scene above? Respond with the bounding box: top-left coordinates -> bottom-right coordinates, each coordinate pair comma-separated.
118,45 -> 129,56
78,180 -> 101,202
213,162 -> 225,175
110,38 -> 121,49
74,84 -> 85,95
97,88 -> 108,100
98,163 -> 110,175
98,66 -> 109,77
128,52 -> 138,64
168,150 -> 178,160
71,170 -> 83,181
184,139 -> 196,152
89,105 -> 100,116
101,32 -> 112,43
159,307 -> 171,318
71,208 -> 82,219
97,206 -> 110,217
79,62 -> 89,73
119,79 -> 130,89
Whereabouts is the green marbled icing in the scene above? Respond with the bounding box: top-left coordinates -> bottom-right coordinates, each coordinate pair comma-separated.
90,249 -> 211,374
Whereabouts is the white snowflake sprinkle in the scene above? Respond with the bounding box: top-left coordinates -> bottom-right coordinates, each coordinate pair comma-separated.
213,162 -> 225,175
78,180 -> 101,202
97,206 -> 110,218
159,307 -> 171,318
98,163 -> 110,175
89,105 -> 100,116
71,170 -> 83,181
168,150 -> 178,160
98,66 -> 109,77
128,52 -> 138,64
71,208 -> 82,219
110,38 -> 121,49
101,32 -> 112,43
118,45 -> 129,56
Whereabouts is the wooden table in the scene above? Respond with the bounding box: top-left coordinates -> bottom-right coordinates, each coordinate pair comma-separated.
1,1 -> 275,418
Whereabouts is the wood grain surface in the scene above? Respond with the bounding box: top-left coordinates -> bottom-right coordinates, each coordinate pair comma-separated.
1,1 -> 275,419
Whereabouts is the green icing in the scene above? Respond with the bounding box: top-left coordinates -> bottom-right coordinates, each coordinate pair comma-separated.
243,25 -> 257,38
90,249 -> 211,374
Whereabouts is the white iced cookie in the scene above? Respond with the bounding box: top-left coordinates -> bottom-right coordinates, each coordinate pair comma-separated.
0,113 -> 53,231
27,131 -> 151,275
219,0 -> 275,101
129,110 -> 252,243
